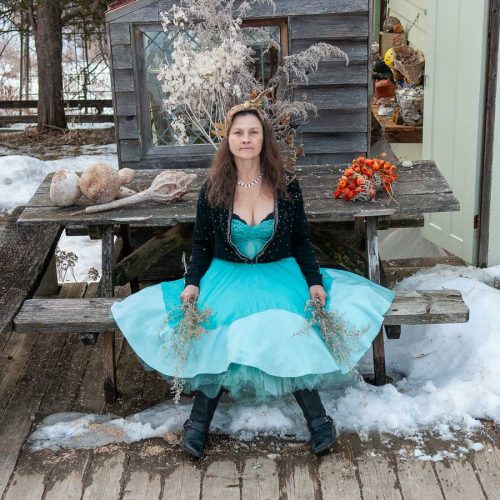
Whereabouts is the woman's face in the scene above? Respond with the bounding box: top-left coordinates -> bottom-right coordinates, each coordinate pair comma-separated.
228,113 -> 264,162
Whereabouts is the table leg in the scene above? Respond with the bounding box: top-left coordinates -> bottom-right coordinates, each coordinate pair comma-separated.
365,216 -> 387,386
101,225 -> 117,403
120,224 -> 140,293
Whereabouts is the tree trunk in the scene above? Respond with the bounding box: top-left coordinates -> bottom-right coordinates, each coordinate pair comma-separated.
34,1 -> 67,131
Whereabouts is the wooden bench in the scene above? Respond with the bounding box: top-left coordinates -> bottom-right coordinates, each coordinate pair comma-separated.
14,162 -> 465,398
0,208 -> 62,337
14,289 -> 469,351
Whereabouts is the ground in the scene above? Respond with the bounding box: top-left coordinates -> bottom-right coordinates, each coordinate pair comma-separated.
0,280 -> 499,499
1,129 -> 499,498
0,127 -> 116,160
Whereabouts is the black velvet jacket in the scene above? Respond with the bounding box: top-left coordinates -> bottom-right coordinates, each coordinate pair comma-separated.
184,174 -> 323,288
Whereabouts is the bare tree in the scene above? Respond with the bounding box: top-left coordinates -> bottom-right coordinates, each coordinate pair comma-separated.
0,0 -> 108,132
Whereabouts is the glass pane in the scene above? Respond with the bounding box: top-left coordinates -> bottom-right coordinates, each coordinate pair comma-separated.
242,26 -> 281,85
142,24 -> 281,147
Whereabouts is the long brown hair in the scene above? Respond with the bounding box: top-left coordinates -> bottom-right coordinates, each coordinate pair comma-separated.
206,110 -> 289,208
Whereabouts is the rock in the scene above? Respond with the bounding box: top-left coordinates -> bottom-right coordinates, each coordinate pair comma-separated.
79,162 -> 121,204
49,170 -> 82,207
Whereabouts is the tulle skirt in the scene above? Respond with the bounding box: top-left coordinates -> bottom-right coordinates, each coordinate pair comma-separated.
111,257 -> 395,401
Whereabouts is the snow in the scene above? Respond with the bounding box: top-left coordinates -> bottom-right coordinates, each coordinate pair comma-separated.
2,122 -> 114,131
0,153 -> 118,281
1,152 -> 499,460
27,264 -> 500,459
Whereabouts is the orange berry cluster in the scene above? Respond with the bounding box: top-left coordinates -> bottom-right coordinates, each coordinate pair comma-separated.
333,156 -> 398,201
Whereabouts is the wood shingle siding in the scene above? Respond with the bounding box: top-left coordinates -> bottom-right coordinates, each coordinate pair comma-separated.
106,0 -> 371,168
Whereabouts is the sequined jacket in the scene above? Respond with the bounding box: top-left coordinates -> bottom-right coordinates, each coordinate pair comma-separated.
184,174 -> 323,288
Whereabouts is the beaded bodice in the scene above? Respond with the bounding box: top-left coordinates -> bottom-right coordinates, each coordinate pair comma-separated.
230,213 -> 275,260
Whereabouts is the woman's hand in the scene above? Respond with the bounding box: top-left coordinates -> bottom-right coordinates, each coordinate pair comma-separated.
180,285 -> 200,304
309,285 -> 327,307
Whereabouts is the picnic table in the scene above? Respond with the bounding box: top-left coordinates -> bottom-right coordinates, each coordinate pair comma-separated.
14,160 -> 466,402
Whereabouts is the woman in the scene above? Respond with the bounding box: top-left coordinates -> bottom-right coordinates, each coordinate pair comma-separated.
111,102 -> 395,458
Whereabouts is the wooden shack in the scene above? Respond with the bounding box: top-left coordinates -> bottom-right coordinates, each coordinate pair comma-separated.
105,0 -> 371,169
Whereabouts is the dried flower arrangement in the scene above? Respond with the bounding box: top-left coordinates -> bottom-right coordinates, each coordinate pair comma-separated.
158,300 -> 212,404
157,0 -> 349,168
333,156 -> 399,203
297,298 -> 368,371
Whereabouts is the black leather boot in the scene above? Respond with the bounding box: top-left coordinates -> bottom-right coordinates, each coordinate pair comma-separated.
180,389 -> 223,458
293,389 -> 337,455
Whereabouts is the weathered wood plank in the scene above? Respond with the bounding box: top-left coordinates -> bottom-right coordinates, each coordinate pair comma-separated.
25,162 -> 450,208
0,332 -> 38,417
292,14 -> 369,40
114,223 -> 192,286
109,22 -> 131,45
13,289 -> 469,334
72,285 -> 127,414
115,92 -> 137,116
36,283 -> 88,419
301,133 -> 367,154
0,212 -> 61,335
113,69 -> 135,93
121,139 -> 142,162
283,463 -> 319,499
17,162 -> 460,224
106,341 -> 145,416
349,436 -> 402,500
43,450 -> 91,500
292,39 -> 368,61
122,471 -> 162,499
81,449 -> 126,500
296,86 -> 367,110
3,470 -> 45,500
111,46 -> 133,70
202,460 -> 240,499
107,0 -> 158,22
433,458 -> 486,499
301,109 -> 367,133
395,455 -> 444,500
319,451 -> 361,499
241,457 -> 279,499
364,216 -> 385,385
109,4 -> 159,24
295,61 -> 368,86
118,115 -> 140,140
101,226 -> 117,403
121,154 -> 213,169
216,0 -> 370,19
16,190 -> 458,225
0,284 -> 79,496
141,0 -> 370,19
162,462 -> 202,499
297,152 -> 366,166
470,441 -> 500,499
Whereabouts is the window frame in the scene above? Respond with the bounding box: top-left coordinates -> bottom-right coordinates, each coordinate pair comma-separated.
133,17 -> 289,158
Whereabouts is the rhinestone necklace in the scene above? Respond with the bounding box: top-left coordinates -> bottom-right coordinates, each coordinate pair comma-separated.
237,172 -> 263,189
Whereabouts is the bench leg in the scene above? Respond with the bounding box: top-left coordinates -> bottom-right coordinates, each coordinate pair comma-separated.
120,224 -> 140,293
101,225 -> 117,403
365,217 -> 387,386
103,331 -> 117,403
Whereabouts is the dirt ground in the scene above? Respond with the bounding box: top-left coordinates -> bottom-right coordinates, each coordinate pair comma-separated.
0,126 -> 116,160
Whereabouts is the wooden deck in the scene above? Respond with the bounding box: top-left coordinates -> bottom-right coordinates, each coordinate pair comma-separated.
1,280 -> 499,499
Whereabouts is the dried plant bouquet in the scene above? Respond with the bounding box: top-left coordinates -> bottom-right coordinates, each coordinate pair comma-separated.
297,299 -> 369,371
158,300 -> 212,404
157,0 -> 349,168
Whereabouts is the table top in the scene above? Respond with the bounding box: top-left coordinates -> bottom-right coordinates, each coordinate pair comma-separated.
17,161 -> 459,227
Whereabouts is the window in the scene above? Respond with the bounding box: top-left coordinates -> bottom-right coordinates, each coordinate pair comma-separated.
137,19 -> 288,151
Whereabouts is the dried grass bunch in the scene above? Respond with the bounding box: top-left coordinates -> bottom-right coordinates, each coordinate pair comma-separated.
158,300 -> 212,404
297,298 -> 368,370
157,0 -> 349,167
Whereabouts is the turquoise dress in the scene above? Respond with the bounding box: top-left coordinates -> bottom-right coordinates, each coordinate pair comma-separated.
111,213 -> 395,401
